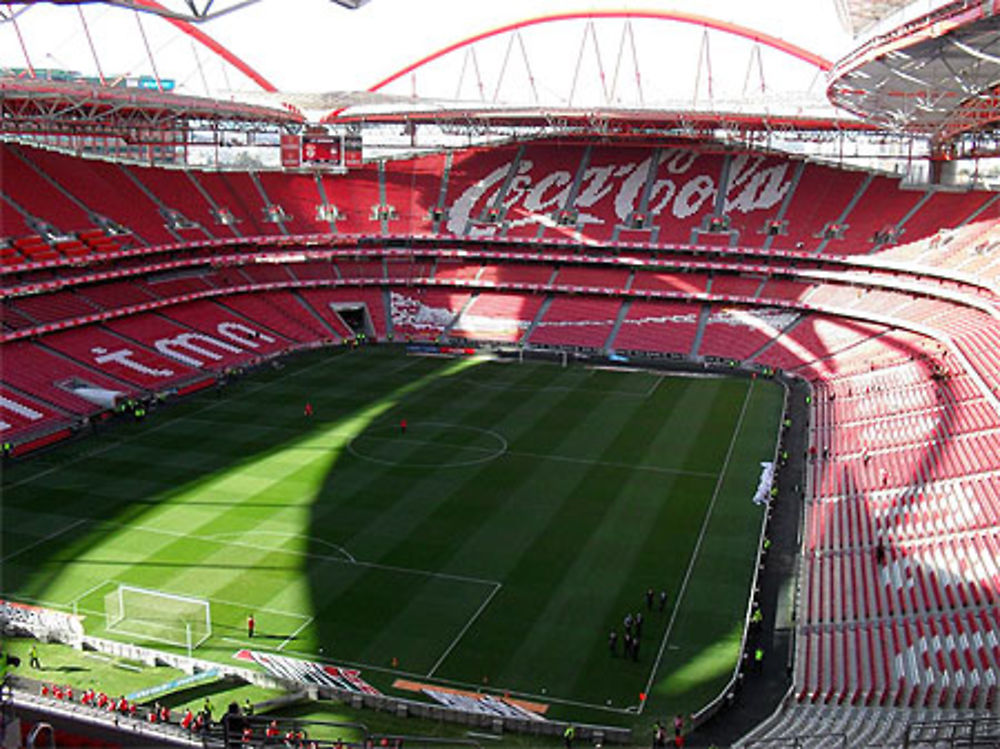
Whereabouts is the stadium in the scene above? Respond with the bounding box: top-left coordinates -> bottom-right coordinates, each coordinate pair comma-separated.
1,0 -> 999,747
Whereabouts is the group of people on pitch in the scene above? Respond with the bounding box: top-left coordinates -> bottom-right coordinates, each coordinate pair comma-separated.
608,587 -> 668,662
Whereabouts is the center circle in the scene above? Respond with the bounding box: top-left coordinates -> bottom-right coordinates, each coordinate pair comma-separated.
347,421 -> 508,468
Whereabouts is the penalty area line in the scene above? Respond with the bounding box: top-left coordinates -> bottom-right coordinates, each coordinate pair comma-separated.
426,582 -> 502,679
277,616 -> 314,652
639,379 -> 755,712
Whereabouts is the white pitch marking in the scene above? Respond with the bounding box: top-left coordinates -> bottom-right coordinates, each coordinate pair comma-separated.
204,531 -> 356,563
643,374 -> 666,398
505,449 -> 717,479
0,518 -> 87,564
426,582 -> 502,679
277,616 -> 314,652
88,520 -> 502,589
69,578 -> 116,610
640,379 -> 756,712
0,351 -> 367,492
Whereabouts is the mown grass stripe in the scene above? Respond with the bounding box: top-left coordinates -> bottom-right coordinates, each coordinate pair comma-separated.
0,348 -> 784,729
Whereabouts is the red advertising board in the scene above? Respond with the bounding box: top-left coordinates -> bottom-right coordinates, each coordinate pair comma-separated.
344,134 -> 363,166
280,134 -> 301,168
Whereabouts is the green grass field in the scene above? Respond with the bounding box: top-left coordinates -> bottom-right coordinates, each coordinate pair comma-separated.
1,346 -> 783,731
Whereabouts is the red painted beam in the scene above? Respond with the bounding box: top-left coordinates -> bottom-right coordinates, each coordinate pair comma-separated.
130,0 -> 278,93
324,10 -> 831,120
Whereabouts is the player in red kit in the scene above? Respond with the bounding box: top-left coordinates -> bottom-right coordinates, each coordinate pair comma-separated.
304,403 -> 313,417
400,419 -> 407,434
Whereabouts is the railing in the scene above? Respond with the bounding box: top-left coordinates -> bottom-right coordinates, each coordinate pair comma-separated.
690,373 -> 797,729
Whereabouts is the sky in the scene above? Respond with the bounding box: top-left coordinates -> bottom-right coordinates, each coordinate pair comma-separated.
207,0 -> 853,92
2,1 -> 850,91
0,0 -> 944,119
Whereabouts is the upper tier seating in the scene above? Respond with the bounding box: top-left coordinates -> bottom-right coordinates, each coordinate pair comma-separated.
439,145 -> 521,239
321,165 -> 383,235
189,171 -> 278,237
0,198 -> 34,240
383,153 -> 447,236
778,164 -> 867,252
3,143 -> 994,263
125,165 -> 217,234
831,176 -> 925,255
24,148 -> 177,245
256,172 -> 333,235
1,144 -> 94,236
503,143 -> 588,240
896,190 -> 998,248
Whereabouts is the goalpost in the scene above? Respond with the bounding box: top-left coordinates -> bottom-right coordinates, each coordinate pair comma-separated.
105,584 -> 211,655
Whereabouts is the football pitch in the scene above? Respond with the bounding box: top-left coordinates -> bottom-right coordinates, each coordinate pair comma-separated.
1,346 -> 784,728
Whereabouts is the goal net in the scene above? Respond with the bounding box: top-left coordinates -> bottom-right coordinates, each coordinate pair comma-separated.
104,584 -> 211,650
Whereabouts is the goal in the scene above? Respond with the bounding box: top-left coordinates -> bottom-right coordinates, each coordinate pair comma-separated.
105,584 -> 211,652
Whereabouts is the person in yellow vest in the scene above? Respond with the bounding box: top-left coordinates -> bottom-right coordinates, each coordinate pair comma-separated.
563,724 -> 575,749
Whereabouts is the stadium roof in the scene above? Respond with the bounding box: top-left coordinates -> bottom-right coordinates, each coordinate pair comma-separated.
37,0 -> 373,23
833,0 -> 923,35
827,1 -> 1000,143
6,0 -> 998,158
0,76 -> 303,143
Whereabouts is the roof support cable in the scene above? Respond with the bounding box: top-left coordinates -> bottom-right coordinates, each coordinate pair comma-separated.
77,5 -> 107,86
6,2 -> 35,79
133,8 -> 164,93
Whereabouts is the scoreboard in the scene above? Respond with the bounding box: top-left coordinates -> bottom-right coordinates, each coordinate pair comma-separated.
303,135 -> 341,164
281,132 -> 362,169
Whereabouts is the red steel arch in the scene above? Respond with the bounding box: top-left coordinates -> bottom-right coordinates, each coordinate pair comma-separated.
131,0 -> 279,92
365,10 -> 832,96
